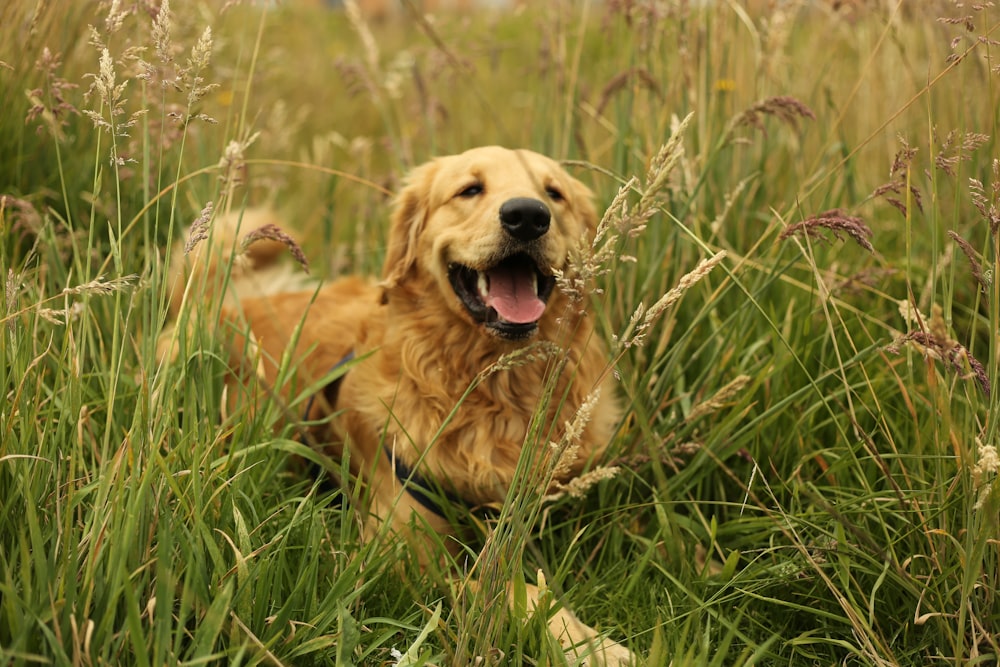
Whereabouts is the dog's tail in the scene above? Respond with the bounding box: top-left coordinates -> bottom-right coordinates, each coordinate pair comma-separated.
166,207 -> 310,316
159,207 -> 312,362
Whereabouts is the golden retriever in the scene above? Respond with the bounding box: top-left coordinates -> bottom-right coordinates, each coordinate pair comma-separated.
168,146 -> 634,665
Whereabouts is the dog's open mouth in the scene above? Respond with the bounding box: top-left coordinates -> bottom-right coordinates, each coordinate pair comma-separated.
448,254 -> 556,338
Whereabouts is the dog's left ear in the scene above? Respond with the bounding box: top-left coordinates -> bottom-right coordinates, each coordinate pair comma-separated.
380,159 -> 439,294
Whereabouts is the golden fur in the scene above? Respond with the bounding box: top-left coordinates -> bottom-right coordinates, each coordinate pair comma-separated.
167,146 -> 633,665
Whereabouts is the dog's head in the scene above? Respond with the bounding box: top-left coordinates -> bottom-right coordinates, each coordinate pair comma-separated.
381,146 -> 599,340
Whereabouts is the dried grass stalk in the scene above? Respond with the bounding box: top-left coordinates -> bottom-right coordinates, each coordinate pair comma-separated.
779,209 -> 874,253
970,159 -> 1000,235
240,224 -> 309,274
872,135 -> 923,217
886,305 -> 991,396
934,129 -> 989,177
595,67 -> 663,116
730,95 -> 815,136
183,201 -> 214,254
687,374 -> 752,422
947,230 -> 989,292
61,275 -> 137,297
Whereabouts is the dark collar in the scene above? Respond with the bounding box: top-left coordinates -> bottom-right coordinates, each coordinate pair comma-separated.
384,446 -> 475,519
301,350 -> 355,423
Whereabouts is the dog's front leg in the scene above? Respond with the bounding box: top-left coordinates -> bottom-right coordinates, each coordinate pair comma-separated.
520,582 -> 636,666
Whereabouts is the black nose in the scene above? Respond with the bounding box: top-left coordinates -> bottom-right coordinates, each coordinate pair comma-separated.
499,197 -> 551,242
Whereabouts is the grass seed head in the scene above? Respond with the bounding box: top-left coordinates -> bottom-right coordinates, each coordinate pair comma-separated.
343,0 -> 380,75
596,66 -> 662,116
152,0 -> 173,66
934,129 -> 990,177
779,209 -> 874,254
25,48 -> 79,141
183,201 -> 215,254
887,304 -> 991,396
240,224 -> 309,274
5,269 -> 18,332
547,465 -> 621,501
481,341 -> 562,377
615,250 -> 726,350
61,274 -> 137,297
218,132 -> 259,189
973,438 -> 1000,510
103,0 -> 128,36
969,159 -> 1000,235
0,195 -> 43,237
180,26 -> 218,114
947,230 -> 989,292
687,374 -> 752,422
730,95 -> 815,138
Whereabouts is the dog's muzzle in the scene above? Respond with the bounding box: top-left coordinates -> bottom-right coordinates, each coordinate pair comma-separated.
448,253 -> 556,339
448,198 -> 558,339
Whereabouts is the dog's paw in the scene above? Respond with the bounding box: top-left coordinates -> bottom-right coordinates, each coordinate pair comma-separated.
565,635 -> 636,667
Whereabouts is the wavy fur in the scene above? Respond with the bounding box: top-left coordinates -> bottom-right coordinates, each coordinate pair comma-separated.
168,146 -> 632,665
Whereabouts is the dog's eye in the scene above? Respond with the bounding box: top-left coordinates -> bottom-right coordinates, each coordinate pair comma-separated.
456,183 -> 483,198
545,187 -> 564,201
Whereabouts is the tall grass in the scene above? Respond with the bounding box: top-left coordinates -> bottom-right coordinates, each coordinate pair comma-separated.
2,0 -> 999,664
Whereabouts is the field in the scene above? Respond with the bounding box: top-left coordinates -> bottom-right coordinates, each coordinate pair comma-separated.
2,0 -> 999,664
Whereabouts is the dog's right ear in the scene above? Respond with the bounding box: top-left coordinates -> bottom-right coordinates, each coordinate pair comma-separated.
380,159 -> 439,296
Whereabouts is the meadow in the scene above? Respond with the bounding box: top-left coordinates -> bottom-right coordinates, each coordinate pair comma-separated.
2,0 -> 999,664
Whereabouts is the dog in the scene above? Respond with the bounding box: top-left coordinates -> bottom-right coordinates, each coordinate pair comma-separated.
167,146 -> 634,665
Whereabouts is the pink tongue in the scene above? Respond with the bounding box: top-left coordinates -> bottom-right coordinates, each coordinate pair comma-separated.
483,267 -> 545,324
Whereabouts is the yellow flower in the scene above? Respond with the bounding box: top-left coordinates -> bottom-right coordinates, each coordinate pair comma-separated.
714,78 -> 736,92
